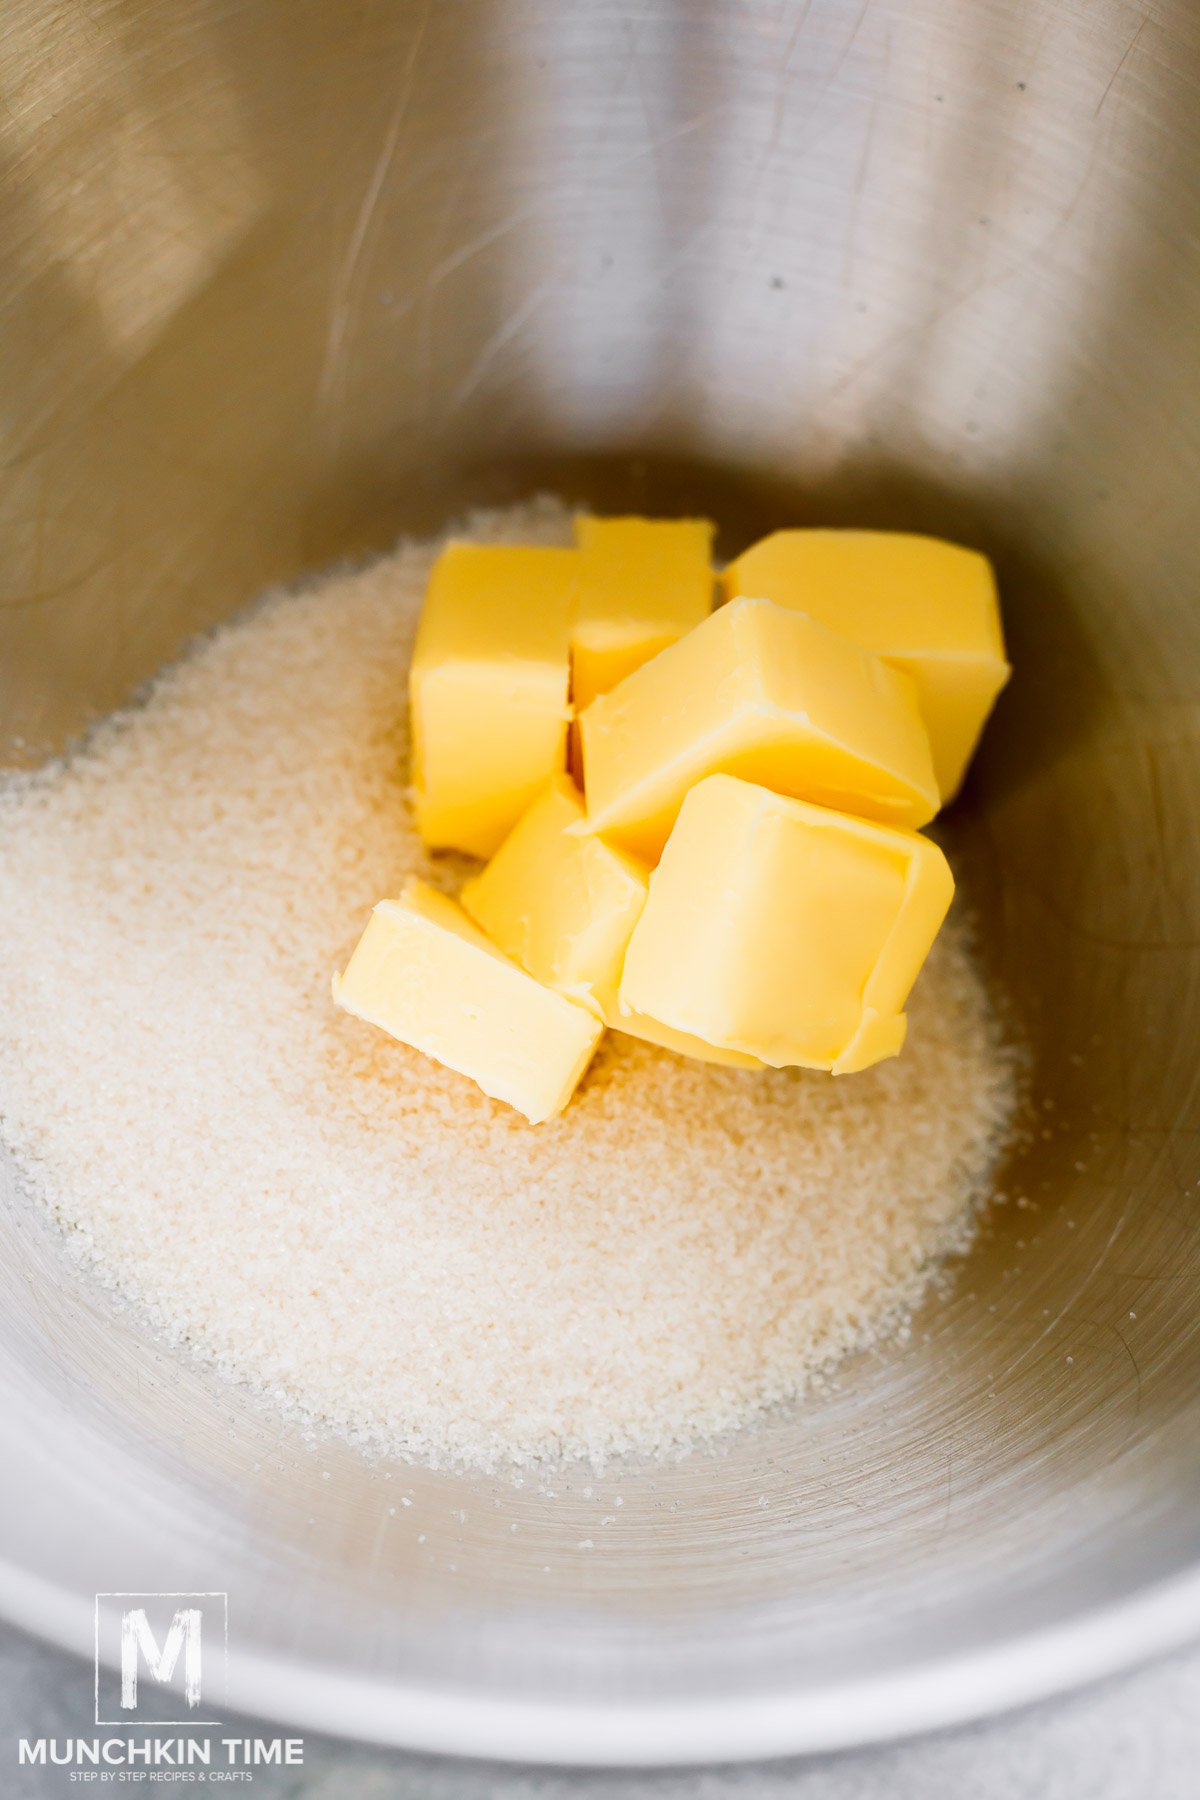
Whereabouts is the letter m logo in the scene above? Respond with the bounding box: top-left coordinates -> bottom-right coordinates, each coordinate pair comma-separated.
121,1606 -> 202,1710
95,1593 -> 227,1724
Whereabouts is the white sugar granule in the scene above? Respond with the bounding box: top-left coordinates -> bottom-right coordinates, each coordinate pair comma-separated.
0,498 -> 1019,1472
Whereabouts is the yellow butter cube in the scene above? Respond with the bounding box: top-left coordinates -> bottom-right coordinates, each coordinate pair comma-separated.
611,1004 -> 762,1069
410,543 -> 577,857
720,530 -> 1010,801
461,777 -> 760,1067
571,516 -> 715,710
619,775 -> 954,1073
461,775 -> 645,1019
332,878 -> 602,1124
578,596 -> 939,862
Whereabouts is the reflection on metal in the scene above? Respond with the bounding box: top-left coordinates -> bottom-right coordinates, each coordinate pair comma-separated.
2,0 -> 1200,1763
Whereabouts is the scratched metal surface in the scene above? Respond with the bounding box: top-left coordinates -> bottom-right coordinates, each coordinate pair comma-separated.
1,0 -> 1199,1763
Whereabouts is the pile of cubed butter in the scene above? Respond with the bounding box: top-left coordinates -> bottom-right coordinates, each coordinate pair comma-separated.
333,520 -> 1009,1124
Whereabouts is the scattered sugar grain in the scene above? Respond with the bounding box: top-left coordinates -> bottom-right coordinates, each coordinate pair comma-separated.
0,498 -> 1019,1473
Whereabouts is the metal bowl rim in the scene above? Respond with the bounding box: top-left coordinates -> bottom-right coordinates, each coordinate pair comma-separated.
2,1555 -> 1198,1764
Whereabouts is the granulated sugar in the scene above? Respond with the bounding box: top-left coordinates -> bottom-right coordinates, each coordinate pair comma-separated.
0,499 -> 1019,1471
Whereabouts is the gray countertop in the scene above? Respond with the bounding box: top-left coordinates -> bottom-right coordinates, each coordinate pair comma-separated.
4,1621 -> 1199,1799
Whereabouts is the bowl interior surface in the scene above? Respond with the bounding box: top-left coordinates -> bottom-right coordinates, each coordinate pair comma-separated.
2,0 -> 1200,1762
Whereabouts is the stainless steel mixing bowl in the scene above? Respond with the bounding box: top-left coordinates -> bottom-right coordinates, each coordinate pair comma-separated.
3,0 -> 1200,1765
